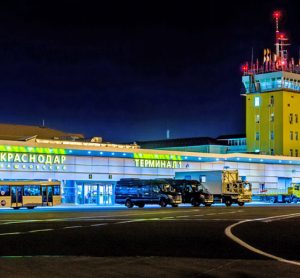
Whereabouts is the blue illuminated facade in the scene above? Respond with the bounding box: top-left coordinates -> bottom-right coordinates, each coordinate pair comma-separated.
0,138 -> 300,205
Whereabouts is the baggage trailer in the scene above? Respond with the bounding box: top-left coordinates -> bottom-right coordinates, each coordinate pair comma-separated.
175,170 -> 252,206
255,183 -> 300,203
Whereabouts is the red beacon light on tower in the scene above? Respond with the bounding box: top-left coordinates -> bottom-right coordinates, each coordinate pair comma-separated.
242,10 -> 300,76
277,32 -> 287,40
241,64 -> 248,73
273,10 -> 281,20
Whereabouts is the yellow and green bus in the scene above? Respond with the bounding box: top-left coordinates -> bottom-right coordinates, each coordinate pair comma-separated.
0,181 -> 61,209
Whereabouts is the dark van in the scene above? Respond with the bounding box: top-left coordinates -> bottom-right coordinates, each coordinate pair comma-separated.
164,179 -> 214,207
115,178 -> 182,208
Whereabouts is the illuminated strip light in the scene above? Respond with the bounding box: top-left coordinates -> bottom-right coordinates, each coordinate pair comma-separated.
0,145 -> 66,155
36,139 -> 139,149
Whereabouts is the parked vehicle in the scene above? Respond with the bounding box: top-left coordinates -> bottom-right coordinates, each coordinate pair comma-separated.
255,183 -> 300,203
161,179 -> 213,207
175,170 -> 252,206
115,178 -> 182,208
0,180 -> 61,209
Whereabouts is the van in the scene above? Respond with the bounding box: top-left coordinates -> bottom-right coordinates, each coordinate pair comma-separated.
115,178 -> 182,208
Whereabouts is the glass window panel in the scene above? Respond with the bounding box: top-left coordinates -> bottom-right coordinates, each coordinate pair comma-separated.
0,186 -> 10,196
24,185 -> 41,196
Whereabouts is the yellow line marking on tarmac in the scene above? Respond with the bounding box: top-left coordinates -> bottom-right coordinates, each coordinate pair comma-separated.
225,212 -> 300,266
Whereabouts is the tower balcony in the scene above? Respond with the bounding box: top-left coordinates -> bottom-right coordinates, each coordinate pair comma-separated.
242,71 -> 300,94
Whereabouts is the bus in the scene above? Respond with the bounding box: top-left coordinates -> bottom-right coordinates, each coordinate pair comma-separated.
0,181 -> 61,209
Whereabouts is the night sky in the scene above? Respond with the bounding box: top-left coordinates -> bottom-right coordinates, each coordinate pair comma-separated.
0,0 -> 299,142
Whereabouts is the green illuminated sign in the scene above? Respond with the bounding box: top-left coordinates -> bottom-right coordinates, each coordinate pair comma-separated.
0,152 -> 66,165
0,145 -> 66,155
134,159 -> 182,169
134,153 -> 182,161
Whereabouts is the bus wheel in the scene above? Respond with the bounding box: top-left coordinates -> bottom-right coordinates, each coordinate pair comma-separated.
159,199 -> 167,208
204,203 -> 212,207
269,197 -> 276,203
171,204 -> 178,207
125,199 -> 133,208
137,203 -> 145,208
13,207 -> 20,210
27,206 -> 35,209
238,202 -> 244,206
225,199 -> 232,207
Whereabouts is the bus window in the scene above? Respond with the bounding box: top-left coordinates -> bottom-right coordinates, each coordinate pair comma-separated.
48,186 -> 53,202
53,185 -> 60,195
24,185 -> 41,196
0,185 -> 10,196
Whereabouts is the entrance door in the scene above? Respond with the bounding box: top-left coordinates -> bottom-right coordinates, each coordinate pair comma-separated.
99,184 -> 113,205
11,186 -> 23,208
84,185 -> 98,204
42,186 -> 53,206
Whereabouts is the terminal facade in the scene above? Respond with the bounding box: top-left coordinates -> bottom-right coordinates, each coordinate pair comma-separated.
1,11 -> 300,206
0,128 -> 299,206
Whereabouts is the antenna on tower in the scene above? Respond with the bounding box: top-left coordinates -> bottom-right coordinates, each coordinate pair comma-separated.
42,119 -> 45,128
251,47 -> 254,70
273,10 -> 281,57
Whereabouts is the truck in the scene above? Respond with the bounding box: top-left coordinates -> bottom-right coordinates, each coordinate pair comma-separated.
175,170 -> 252,206
254,183 -> 300,203
115,178 -> 182,208
160,179 -> 214,207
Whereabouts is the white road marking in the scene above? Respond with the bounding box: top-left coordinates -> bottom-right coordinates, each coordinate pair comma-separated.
63,225 -> 83,229
90,223 -> 108,227
0,232 -> 21,236
225,213 -> 300,266
262,213 -> 300,223
1,220 -> 43,225
114,219 -> 147,224
28,229 -> 53,233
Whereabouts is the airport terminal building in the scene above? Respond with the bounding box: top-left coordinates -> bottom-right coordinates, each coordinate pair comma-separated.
0,124 -> 299,206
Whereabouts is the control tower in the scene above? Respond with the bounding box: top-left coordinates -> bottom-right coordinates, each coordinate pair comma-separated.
242,11 -> 300,156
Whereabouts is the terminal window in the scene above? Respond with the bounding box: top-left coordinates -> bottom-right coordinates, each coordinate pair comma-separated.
255,115 -> 260,123
270,96 -> 274,106
289,113 -> 293,124
255,132 -> 260,141
254,97 -> 260,107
